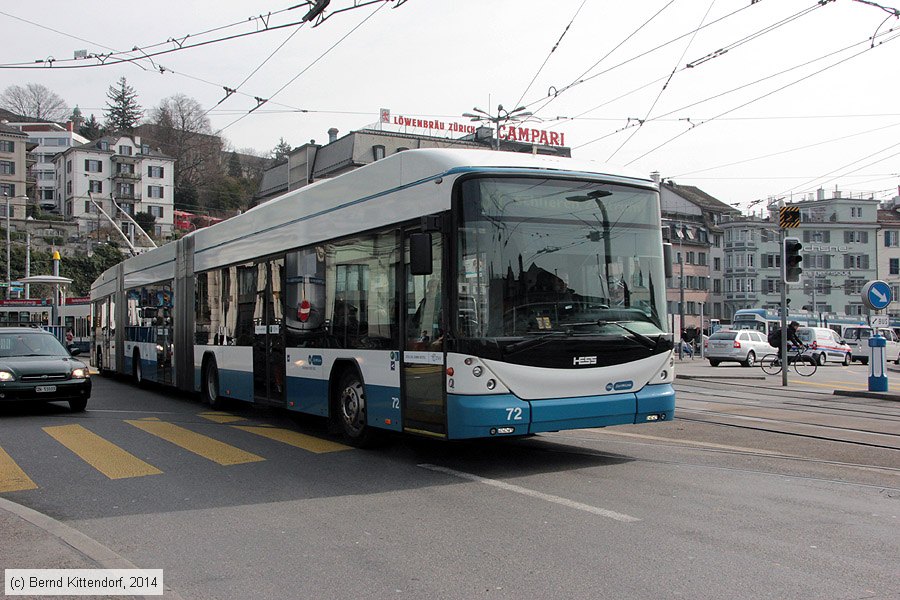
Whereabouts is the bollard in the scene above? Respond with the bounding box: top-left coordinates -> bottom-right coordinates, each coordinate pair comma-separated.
868,333 -> 888,392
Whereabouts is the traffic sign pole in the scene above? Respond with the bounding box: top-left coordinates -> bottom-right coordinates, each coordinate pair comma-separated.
861,280 -> 892,392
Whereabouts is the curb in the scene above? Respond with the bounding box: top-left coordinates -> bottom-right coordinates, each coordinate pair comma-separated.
833,389 -> 900,402
0,497 -> 185,600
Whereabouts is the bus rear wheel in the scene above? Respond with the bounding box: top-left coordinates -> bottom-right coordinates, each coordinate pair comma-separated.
133,350 -> 144,386
203,359 -> 224,410
336,370 -> 377,447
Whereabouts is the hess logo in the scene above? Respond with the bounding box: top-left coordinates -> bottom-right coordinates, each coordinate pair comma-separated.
573,356 -> 597,366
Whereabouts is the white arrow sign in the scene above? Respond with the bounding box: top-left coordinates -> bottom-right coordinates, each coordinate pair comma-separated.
871,288 -> 888,303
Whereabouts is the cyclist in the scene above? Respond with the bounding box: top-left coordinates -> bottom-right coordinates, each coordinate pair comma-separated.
768,321 -> 804,365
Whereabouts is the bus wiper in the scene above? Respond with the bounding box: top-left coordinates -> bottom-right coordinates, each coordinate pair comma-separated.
597,321 -> 659,350
504,331 -> 568,355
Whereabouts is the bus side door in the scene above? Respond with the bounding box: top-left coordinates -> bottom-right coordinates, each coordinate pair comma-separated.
402,228 -> 446,437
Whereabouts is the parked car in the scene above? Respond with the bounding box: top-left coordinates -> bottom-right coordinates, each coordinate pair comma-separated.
0,327 -> 91,412
706,329 -> 771,367
841,326 -> 900,365
794,327 -> 851,366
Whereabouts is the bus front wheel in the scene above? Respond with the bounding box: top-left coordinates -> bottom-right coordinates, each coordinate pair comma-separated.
335,370 -> 377,447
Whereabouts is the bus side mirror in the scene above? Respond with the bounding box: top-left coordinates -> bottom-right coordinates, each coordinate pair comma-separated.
663,243 -> 673,278
410,233 -> 433,275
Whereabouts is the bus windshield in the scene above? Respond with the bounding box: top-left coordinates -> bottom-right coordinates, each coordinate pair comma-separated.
455,177 -> 667,341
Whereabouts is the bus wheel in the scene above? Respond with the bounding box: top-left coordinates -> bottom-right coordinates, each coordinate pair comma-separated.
336,370 -> 376,447
133,350 -> 144,386
203,359 -> 224,410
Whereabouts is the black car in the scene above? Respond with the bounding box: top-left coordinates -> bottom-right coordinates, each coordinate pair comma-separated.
0,327 -> 91,412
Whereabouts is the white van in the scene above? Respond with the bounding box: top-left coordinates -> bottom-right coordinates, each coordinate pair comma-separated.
841,326 -> 900,365
795,327 -> 852,366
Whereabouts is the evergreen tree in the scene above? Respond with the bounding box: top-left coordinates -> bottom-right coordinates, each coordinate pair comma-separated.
104,77 -> 143,133
271,137 -> 292,162
227,151 -> 242,178
79,114 -> 103,140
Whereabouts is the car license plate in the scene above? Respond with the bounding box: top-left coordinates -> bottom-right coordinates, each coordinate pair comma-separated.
35,385 -> 57,393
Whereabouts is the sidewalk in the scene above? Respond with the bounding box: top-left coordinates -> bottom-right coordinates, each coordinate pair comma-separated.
0,497 -> 183,599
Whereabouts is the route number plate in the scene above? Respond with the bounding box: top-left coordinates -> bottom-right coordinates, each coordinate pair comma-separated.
35,385 -> 57,393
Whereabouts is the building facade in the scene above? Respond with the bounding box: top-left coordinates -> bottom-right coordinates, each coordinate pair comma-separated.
658,177 -> 739,333
55,135 -> 175,244
0,123 -> 29,216
721,190 -> 884,320
3,119 -> 88,211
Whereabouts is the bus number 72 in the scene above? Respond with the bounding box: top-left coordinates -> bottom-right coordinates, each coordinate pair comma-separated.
505,408 -> 523,421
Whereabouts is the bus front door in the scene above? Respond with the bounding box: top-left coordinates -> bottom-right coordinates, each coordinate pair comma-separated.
402,230 -> 446,437
252,258 -> 286,406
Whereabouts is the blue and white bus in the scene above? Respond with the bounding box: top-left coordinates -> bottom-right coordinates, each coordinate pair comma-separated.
91,149 -> 675,444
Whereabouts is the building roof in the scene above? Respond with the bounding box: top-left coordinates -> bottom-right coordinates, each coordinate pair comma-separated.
72,135 -> 173,159
0,122 -> 28,137
877,208 -> 900,223
0,108 -> 53,124
662,182 -> 740,214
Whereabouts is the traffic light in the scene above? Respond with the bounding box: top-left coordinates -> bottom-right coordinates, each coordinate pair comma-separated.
783,237 -> 803,284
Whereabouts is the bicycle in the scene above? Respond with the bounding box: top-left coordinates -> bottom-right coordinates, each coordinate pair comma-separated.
760,345 -> 817,377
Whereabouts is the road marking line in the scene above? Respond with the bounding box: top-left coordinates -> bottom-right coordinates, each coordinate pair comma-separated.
794,380 -> 867,391
419,464 -> 640,523
126,420 -> 264,466
576,430 -> 787,455
199,412 -> 246,424
0,446 -> 38,492
43,425 -> 162,480
232,426 -> 351,453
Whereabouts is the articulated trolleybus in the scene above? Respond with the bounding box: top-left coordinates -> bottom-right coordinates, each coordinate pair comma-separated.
91,149 -> 674,444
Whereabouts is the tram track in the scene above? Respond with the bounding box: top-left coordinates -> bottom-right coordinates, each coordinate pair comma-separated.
533,434 -> 900,492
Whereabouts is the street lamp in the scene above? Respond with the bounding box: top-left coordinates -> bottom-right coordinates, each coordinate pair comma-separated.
462,104 -> 533,150
3,193 -> 29,300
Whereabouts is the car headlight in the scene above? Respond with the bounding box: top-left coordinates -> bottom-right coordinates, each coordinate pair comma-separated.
0,370 -> 15,382
70,368 -> 89,379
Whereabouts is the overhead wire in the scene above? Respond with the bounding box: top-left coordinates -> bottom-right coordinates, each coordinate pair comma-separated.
214,1 -> 388,134
513,0 -> 588,111
620,28 -> 900,166
606,0 -> 716,162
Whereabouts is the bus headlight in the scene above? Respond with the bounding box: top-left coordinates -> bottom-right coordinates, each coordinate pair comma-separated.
0,370 -> 15,382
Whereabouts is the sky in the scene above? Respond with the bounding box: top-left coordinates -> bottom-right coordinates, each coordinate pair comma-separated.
2,0 -> 899,212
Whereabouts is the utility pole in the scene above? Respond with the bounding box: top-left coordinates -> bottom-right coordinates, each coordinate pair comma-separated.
679,252 -> 685,359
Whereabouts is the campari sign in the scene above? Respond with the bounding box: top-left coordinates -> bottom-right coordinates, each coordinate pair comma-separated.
380,108 -> 567,148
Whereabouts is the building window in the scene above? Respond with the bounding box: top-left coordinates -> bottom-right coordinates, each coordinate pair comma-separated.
84,201 -> 93,213
148,205 -> 164,218
714,234 -> 721,248
89,180 -> 102,194
885,231 -> 899,247
0,160 -> 14,175
147,165 -> 164,178
118,145 -> 132,156
40,189 -> 54,201
372,145 -> 385,161
686,251 -> 695,264
0,140 -> 14,153
66,160 -> 72,173
845,279 -> 865,295
844,230 -> 868,243
891,258 -> 899,275
713,279 -> 721,293
99,141 -> 109,151
844,254 -> 869,269
850,207 -> 862,218
116,162 -> 134,174
845,303 -> 864,315
66,180 -> 72,195
713,257 -> 721,271
84,159 -> 103,173
117,183 -> 134,198
147,185 -> 164,199
0,183 -> 13,196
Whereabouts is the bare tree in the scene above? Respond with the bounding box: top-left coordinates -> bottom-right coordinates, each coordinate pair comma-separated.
0,83 -> 68,121
141,94 -> 220,208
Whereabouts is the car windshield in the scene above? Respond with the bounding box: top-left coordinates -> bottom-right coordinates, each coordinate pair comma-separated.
455,176 -> 666,339
0,332 -> 70,358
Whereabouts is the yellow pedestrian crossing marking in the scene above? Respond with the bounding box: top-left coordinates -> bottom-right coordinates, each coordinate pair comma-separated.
232,426 -> 351,454
795,380 -> 868,391
126,420 -> 264,466
43,425 -> 162,480
0,446 -> 38,493
199,412 -> 246,424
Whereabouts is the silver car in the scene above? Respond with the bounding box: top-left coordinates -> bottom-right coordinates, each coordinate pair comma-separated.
706,329 -> 772,367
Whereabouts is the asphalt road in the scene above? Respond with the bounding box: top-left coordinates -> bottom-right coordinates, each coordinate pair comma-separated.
1,372 -> 898,600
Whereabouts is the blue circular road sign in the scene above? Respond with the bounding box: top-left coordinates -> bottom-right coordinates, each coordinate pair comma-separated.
862,280 -> 892,311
